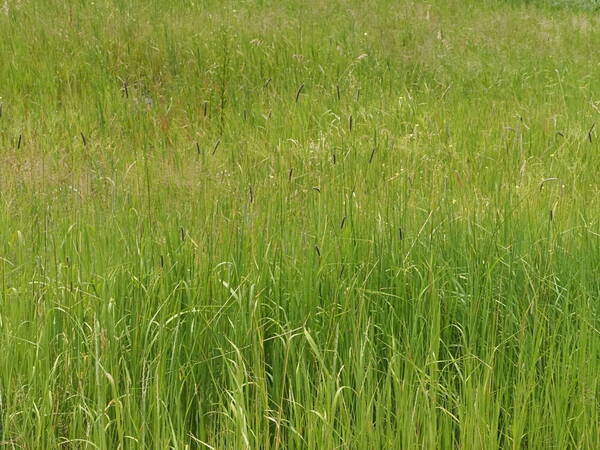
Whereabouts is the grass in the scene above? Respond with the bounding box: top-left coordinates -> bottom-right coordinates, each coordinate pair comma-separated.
0,0 -> 599,448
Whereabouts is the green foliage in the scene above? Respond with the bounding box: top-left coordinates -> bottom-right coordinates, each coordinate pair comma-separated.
540,0 -> 600,10
0,0 -> 599,448
505,0 -> 600,10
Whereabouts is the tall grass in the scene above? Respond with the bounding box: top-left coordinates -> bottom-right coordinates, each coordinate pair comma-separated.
1,0 -> 599,447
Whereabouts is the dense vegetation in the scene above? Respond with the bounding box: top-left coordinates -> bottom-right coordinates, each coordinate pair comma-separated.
1,0 -> 599,447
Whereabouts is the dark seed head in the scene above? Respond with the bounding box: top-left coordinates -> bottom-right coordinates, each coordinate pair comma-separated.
295,83 -> 304,103
368,147 -> 376,164
212,139 -> 221,155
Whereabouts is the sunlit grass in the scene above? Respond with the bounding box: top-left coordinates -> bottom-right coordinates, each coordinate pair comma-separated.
0,0 -> 599,448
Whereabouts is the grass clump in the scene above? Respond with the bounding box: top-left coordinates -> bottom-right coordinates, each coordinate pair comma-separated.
0,0 -> 600,448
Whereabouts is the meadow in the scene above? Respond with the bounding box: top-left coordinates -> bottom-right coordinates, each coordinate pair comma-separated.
1,0 -> 600,448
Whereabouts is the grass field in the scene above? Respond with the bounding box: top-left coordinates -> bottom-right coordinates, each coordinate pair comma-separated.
1,0 -> 600,448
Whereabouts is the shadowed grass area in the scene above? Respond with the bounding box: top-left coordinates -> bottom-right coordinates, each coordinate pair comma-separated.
0,0 -> 599,448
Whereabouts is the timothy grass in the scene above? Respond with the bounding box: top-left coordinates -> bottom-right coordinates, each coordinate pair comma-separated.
1,0 -> 600,448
